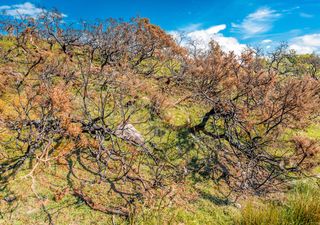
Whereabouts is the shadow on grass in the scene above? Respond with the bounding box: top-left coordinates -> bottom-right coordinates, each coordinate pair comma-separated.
196,189 -> 231,206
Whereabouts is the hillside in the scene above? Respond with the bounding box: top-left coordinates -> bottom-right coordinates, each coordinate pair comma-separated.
0,14 -> 320,225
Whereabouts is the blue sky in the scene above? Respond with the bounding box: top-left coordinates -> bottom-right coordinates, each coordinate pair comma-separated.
1,0 -> 320,54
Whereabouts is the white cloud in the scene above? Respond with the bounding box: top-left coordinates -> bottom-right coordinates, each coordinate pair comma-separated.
169,24 -> 246,55
0,2 -> 67,18
232,7 -> 281,38
261,39 -> 272,44
0,2 -> 44,18
289,34 -> 320,54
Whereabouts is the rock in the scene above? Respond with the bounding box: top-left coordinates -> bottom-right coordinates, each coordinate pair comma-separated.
115,123 -> 145,145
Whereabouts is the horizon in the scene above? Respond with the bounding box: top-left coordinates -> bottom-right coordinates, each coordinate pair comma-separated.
0,1 -> 320,54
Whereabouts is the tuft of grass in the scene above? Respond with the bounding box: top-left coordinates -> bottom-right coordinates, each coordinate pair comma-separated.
234,202 -> 283,225
234,180 -> 320,225
283,181 -> 320,225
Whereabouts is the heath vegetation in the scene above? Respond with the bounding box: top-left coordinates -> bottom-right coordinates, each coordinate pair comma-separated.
0,11 -> 319,224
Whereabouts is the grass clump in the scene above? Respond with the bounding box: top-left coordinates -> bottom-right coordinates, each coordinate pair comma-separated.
283,181 -> 320,225
235,180 -> 320,225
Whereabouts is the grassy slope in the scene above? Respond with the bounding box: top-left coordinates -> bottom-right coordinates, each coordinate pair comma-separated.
0,38 -> 320,225
1,106 -> 319,225
1,170 -> 319,224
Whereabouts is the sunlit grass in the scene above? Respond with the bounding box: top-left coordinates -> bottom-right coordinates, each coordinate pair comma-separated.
234,180 -> 320,225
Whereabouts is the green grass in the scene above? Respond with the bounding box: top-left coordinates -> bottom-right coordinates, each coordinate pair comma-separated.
1,39 -> 320,224
234,180 -> 320,225
1,161 -> 319,225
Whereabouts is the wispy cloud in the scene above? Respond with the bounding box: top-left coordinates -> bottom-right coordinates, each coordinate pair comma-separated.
170,24 -> 246,55
289,34 -> 320,54
299,12 -> 314,18
0,6 -> 10,10
178,23 -> 203,32
0,2 -> 67,18
232,7 -> 281,38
